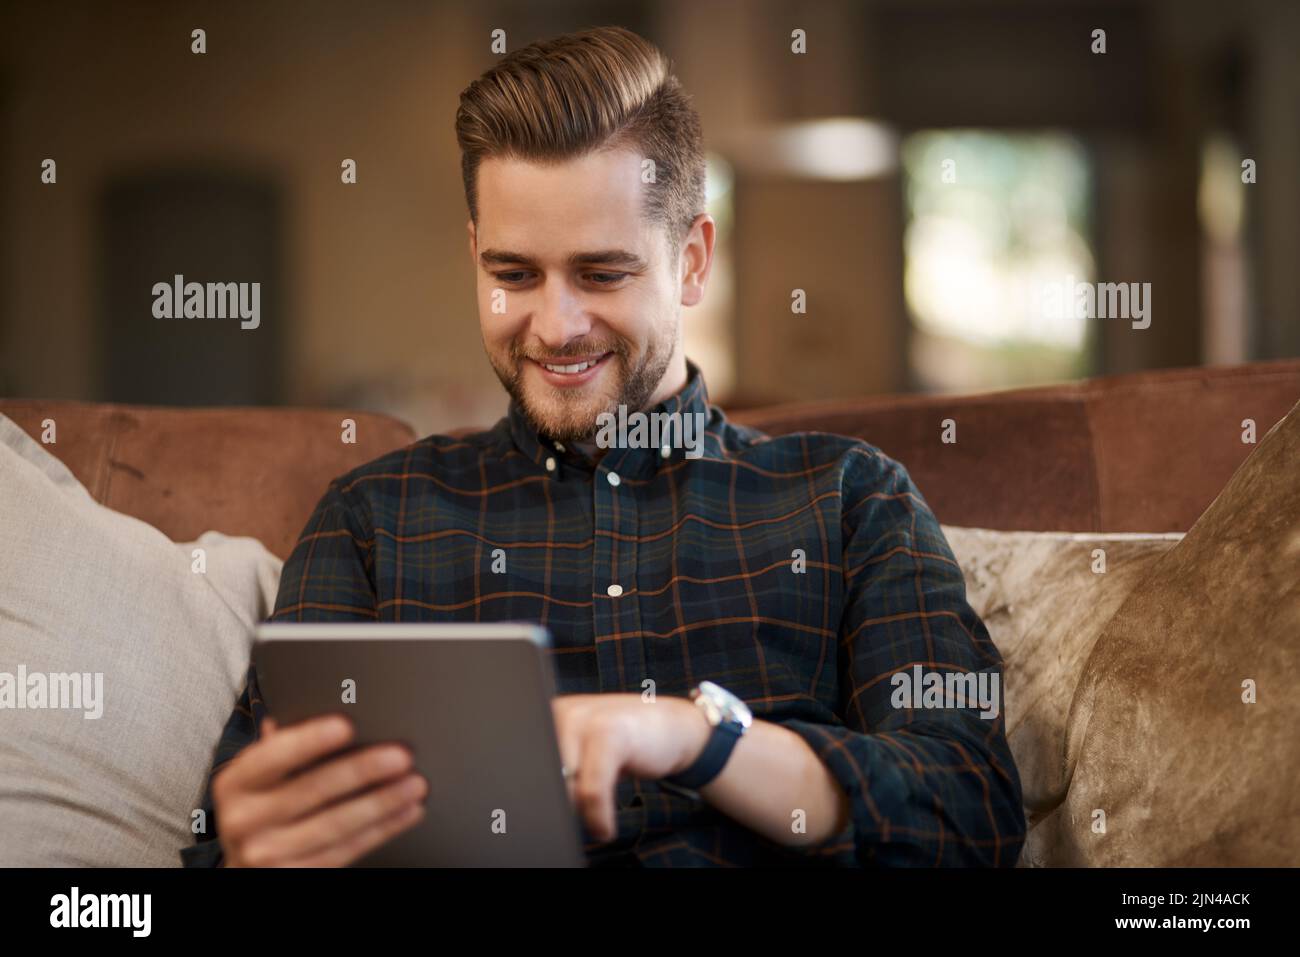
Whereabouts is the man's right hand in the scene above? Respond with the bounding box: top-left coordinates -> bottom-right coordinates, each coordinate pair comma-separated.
212,714 -> 428,867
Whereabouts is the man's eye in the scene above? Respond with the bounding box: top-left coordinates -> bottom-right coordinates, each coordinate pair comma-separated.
494,271 -> 530,284
586,272 -> 627,285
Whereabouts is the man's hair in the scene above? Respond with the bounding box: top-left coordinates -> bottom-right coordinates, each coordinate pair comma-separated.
455,26 -> 705,251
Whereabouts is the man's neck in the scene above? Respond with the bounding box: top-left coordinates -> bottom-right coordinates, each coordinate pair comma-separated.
645,355 -> 689,409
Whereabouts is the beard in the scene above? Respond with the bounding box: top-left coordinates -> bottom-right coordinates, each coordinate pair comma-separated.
489,325 -> 676,443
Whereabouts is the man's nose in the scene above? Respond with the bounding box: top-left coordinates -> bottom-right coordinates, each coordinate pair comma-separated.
529,278 -> 593,351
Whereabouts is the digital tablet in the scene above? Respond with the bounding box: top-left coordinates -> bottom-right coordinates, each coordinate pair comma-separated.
253,622 -> 584,867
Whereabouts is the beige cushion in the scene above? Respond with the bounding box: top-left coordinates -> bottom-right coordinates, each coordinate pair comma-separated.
0,414 -> 281,866
1041,398 -> 1300,866
943,526 -> 1182,866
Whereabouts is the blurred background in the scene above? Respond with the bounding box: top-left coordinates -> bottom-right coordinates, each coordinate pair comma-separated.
1,0 -> 1297,435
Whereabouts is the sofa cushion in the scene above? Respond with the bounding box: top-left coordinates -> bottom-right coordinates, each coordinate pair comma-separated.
942,526 -> 1182,865
1045,397 -> 1300,865
0,414 -> 281,866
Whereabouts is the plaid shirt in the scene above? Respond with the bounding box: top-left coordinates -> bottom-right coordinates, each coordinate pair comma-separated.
182,361 -> 1025,867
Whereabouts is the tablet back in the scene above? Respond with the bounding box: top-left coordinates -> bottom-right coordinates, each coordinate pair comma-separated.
253,623 -> 584,867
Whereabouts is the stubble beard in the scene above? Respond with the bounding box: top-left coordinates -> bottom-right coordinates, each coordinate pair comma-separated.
490,324 -> 676,443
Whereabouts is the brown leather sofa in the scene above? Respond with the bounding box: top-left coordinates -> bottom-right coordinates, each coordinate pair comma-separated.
3,359 -> 1298,556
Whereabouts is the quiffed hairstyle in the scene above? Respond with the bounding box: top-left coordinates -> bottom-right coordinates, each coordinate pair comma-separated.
455,26 -> 706,250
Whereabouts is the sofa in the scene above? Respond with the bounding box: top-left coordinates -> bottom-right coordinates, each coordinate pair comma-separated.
2,357 -> 1298,866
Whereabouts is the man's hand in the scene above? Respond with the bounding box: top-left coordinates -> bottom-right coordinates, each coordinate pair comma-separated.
212,714 -> 428,867
551,694 -> 710,843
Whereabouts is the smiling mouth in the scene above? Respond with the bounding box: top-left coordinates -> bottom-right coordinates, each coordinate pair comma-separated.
542,359 -> 599,374
531,353 -> 612,376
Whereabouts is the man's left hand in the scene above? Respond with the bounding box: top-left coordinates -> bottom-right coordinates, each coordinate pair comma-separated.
551,693 -> 710,843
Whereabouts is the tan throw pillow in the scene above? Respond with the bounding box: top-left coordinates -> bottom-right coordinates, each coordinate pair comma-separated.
1044,399 -> 1300,866
0,414 -> 282,866
942,526 -> 1181,866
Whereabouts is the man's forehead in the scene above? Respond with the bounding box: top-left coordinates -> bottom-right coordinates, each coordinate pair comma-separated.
478,150 -> 647,223
478,147 -> 646,190
475,151 -> 659,264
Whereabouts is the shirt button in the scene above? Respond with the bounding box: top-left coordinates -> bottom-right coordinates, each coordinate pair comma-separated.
545,456 -> 556,472
606,584 -> 624,598
660,445 -> 671,458
554,441 -> 565,452
606,471 -> 621,487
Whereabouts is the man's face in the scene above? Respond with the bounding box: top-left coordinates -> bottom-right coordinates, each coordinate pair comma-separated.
469,147 -> 690,443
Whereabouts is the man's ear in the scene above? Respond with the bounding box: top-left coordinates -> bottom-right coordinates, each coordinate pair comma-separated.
679,213 -> 716,308
467,219 -> 478,263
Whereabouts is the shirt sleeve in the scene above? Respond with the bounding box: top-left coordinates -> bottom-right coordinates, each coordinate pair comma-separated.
779,445 -> 1027,867
180,480 -> 379,866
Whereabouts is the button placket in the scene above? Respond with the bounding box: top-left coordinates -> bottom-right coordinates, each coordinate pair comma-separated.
591,461 -> 618,692
592,453 -> 645,693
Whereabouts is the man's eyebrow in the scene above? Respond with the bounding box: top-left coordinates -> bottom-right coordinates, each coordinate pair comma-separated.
478,249 -> 534,266
478,248 -> 648,271
566,250 -> 648,270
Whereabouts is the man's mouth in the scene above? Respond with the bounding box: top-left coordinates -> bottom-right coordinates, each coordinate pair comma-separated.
541,357 -> 601,374
529,352 -> 614,387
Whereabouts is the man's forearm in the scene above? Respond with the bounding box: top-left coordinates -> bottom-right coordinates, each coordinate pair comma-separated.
695,717 -> 851,848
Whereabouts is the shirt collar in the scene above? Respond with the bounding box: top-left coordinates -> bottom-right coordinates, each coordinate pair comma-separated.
506,359 -> 713,479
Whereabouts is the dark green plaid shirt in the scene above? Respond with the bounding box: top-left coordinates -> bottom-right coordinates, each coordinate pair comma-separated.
182,361 -> 1025,867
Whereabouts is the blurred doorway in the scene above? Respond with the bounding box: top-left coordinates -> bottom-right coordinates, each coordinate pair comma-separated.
98,170 -> 284,405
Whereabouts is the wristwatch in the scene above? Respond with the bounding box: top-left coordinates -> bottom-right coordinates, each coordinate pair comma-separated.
664,681 -> 752,790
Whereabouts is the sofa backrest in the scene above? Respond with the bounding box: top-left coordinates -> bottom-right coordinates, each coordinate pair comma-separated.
731,359 -> 1300,532
0,401 -> 416,559
4,360 -> 1297,556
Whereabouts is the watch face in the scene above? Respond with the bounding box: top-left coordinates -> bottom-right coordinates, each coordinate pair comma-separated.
696,680 -> 753,729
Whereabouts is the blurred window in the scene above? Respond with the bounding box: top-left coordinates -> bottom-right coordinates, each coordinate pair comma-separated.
901,130 -> 1094,391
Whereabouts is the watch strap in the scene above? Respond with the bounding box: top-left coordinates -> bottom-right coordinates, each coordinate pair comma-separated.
664,717 -> 744,790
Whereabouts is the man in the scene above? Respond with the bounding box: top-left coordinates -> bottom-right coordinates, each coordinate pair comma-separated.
183,25 -> 1025,868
